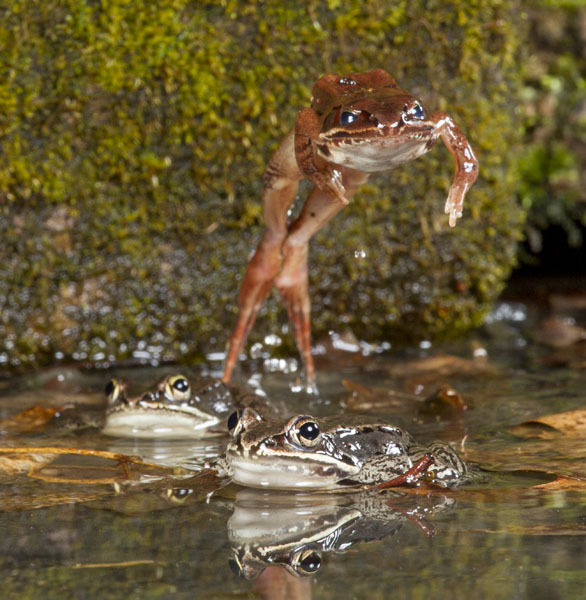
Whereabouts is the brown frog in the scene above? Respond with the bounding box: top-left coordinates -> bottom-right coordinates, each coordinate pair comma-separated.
222,69 -> 479,387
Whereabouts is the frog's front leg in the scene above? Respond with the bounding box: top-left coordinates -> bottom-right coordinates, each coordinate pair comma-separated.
295,107 -> 349,204
371,454 -> 435,491
429,112 -> 479,227
222,131 -> 302,384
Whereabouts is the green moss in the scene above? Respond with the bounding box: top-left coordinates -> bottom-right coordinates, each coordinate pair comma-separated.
0,0 -> 524,370
518,3 -> 586,253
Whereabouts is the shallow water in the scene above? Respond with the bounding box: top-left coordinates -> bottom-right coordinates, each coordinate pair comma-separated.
1,297 -> 586,599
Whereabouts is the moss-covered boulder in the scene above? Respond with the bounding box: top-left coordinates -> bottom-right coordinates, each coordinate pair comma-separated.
0,0 -> 524,370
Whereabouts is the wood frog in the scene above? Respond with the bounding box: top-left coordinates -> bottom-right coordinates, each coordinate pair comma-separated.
223,69 -> 479,387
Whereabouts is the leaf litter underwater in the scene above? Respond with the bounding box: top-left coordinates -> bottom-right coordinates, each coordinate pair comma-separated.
0,300 -> 585,599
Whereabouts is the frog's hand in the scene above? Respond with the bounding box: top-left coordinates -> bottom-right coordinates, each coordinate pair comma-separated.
430,112 -> 479,227
371,453 -> 435,491
294,108 -> 349,204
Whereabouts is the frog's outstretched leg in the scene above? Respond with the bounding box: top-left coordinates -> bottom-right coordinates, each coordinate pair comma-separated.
274,188 -> 344,385
429,112 -> 479,227
223,132 -> 302,384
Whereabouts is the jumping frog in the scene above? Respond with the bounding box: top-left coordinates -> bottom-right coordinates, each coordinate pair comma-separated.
102,374 -> 264,439
222,69 -> 479,386
213,407 -> 472,490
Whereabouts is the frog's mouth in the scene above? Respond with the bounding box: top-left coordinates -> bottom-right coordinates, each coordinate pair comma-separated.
103,402 -> 221,439
227,453 -> 359,491
322,121 -> 435,143
318,128 -> 436,173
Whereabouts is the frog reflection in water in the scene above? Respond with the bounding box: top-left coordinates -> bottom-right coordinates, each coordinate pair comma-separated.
214,407 -> 472,490
222,69 -> 479,386
228,490 -> 455,579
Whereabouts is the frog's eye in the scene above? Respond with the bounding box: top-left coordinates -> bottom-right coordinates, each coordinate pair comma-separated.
166,488 -> 194,503
164,375 -> 191,402
227,407 -> 263,438
291,549 -> 322,576
227,410 -> 242,437
404,102 -> 426,121
228,557 -> 244,578
105,379 -> 121,404
339,110 -> 359,126
288,416 -> 321,448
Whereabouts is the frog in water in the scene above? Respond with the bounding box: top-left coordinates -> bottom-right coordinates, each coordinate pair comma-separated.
222,69 -> 479,387
102,374 -> 264,439
213,407 -> 473,491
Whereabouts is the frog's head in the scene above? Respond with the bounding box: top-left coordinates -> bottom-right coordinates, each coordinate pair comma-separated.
102,374 -> 234,438
312,69 -> 437,172
224,409 -> 411,490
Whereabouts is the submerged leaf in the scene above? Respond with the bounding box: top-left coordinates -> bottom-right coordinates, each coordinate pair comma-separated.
0,452 -> 55,475
511,408 -> 586,438
0,405 -> 60,434
386,355 -> 496,378
343,379 -> 416,412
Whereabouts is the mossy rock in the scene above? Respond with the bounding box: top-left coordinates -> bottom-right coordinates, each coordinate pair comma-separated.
518,2 -> 586,254
0,0 -> 524,370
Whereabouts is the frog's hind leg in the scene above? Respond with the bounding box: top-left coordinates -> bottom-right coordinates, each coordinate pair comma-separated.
275,242 -> 313,384
222,236 -> 283,384
275,186 -> 350,386
275,169 -> 369,386
223,131 -> 302,384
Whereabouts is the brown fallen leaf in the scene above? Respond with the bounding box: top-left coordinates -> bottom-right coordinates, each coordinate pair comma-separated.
0,446 -> 187,483
0,405 -> 60,434
386,355 -> 496,378
539,342 -> 586,369
384,354 -> 497,394
418,385 -> 469,417
510,408 -> 586,438
0,452 -> 56,475
533,316 -> 586,348
533,475 -> 586,491
343,379 -> 416,412
343,380 -> 469,419
0,489 -> 112,512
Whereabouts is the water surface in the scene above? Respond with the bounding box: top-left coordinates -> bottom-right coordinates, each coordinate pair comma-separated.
0,298 -> 585,599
